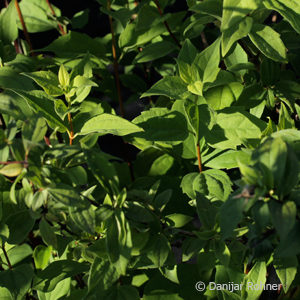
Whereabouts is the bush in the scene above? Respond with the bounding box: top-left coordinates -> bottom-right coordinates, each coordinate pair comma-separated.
0,0 -> 300,299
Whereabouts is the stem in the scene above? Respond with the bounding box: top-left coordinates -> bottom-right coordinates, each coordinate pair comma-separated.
153,0 -> 181,48
45,0 -> 66,35
14,0 -> 33,54
196,143 -> 202,173
0,160 -> 26,165
2,243 -> 13,269
107,0 -> 125,118
67,112 -> 74,145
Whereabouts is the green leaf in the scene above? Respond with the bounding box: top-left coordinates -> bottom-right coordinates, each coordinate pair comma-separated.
220,196 -> 246,240
214,240 -> 231,266
48,184 -> 81,206
0,264 -> 34,299
194,169 -> 232,201
178,39 -> 198,64
141,76 -> 188,99
39,31 -> 105,58
221,0 -> 258,31
33,260 -> 89,292
80,113 -> 143,136
278,102 -> 295,130
0,163 -> 23,177
58,65 -> 70,88
85,150 -> 119,196
39,219 -> 58,249
134,41 -> 177,63
248,23 -> 287,62
147,234 -> 171,267
132,108 -> 188,143
191,0 -> 223,19
18,0 -> 60,32
274,256 -> 297,293
106,210 -> 132,275
22,71 -> 63,97
33,245 -> 52,270
87,258 -> 119,295
263,0 -> 300,34
181,172 -> 198,199
222,17 -> 253,56
69,204 -> 95,235
242,261 -> 266,300
205,150 -> 251,169
193,37 -> 221,85
6,210 -> 35,244
195,194 -> 218,229
9,89 -> 68,132
165,214 -> 193,228
204,82 -> 243,110
269,201 -> 296,239
275,222 -> 300,257
206,107 -> 266,149
0,0 -> 18,44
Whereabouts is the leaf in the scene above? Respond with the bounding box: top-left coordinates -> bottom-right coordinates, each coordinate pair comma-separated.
205,150 -> 251,169
80,113 -> 143,136
58,65 -> 70,88
275,222 -> 300,257
18,0 -> 60,32
263,0 -> 300,34
0,0 -> 18,44
22,71 -> 63,97
147,234 -> 171,267
132,108 -> 188,143
39,31 -> 105,58
181,172 -> 198,199
178,39 -> 198,64
6,210 -> 35,244
106,209 -> 132,275
206,107 -> 266,149
165,214 -> 193,228
33,260 -> 89,292
190,0 -> 223,19
69,205 -> 95,235
39,219 -> 58,249
221,0 -> 258,31
193,37 -> 221,85
248,23 -> 287,62
48,184 -> 81,206
9,89 -> 68,132
141,76 -> 188,99
0,264 -> 34,299
87,258 -> 119,295
0,163 -> 23,177
33,245 -> 52,270
242,261 -> 266,300
222,17 -> 253,56
220,196 -> 246,240
204,82 -> 243,110
274,256 -> 298,293
278,102 -> 295,130
269,201 -> 296,239
134,41 -> 177,63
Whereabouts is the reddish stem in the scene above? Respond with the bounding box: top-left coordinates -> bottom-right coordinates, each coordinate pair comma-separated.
45,0 -> 66,35
14,0 -> 33,54
196,143 -> 202,173
153,0 -> 181,48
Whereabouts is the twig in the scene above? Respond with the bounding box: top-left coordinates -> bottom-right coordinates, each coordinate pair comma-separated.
67,112 -> 74,145
196,143 -> 202,173
2,243 -> 13,269
153,0 -> 181,48
45,0 -> 66,35
0,160 -> 27,165
14,0 -> 33,54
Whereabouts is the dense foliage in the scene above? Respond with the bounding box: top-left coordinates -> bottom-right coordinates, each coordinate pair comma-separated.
0,0 -> 300,299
